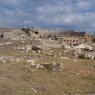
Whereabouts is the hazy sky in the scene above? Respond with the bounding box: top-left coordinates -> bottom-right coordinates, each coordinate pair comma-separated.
0,0 -> 95,33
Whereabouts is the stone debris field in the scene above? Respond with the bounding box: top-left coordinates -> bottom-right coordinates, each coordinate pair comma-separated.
0,28 -> 95,95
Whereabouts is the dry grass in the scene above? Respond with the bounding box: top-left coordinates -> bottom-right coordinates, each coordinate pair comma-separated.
0,58 -> 95,95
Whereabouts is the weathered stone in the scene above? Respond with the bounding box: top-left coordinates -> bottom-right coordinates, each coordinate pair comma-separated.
36,62 -> 64,71
32,46 -> 43,53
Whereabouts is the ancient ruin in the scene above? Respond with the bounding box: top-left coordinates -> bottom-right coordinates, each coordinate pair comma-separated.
0,27 -> 95,95
0,28 -> 94,64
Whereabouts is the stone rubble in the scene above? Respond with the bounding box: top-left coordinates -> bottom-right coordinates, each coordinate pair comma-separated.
62,43 -> 95,60
29,62 -> 63,71
0,28 -> 94,66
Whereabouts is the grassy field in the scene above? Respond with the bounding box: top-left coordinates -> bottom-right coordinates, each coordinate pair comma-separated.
0,58 -> 95,95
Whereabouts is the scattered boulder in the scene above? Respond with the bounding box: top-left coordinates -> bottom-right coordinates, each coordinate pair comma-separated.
25,62 -> 64,72
32,46 -> 43,53
36,62 -> 63,71
73,43 -> 93,51
15,44 -> 32,52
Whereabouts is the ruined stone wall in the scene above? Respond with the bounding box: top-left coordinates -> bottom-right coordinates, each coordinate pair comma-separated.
62,36 -> 82,43
0,28 -> 94,43
54,32 -> 93,43
2,29 -> 29,40
83,33 -> 93,42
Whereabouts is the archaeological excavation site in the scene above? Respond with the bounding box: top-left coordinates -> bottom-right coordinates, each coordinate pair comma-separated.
0,27 -> 95,95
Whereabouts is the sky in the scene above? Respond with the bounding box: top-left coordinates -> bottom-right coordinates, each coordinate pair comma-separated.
0,0 -> 95,33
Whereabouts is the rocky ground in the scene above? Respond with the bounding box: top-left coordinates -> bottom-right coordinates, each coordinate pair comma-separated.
0,44 -> 95,95
0,28 -> 95,95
